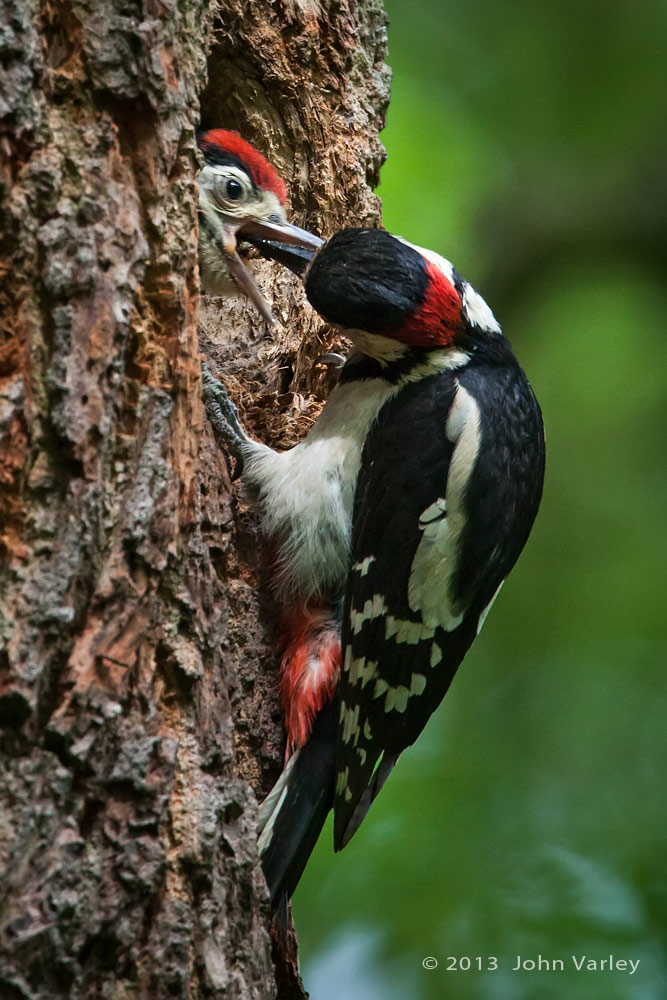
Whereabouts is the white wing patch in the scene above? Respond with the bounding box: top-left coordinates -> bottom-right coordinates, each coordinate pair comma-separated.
384,616 -> 435,644
419,498 -> 447,523
340,701 -> 361,744
384,685 -> 410,714
371,671 -> 428,714
336,766 -> 352,800
353,556 -> 376,576
408,382 -> 482,630
373,678 -> 388,698
347,654 -> 378,688
350,593 -> 388,635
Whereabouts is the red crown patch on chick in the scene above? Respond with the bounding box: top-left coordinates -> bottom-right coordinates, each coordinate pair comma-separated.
198,129 -> 287,206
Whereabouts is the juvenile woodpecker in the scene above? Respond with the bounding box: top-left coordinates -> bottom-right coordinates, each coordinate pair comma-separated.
203,227 -> 545,903
197,129 -> 322,323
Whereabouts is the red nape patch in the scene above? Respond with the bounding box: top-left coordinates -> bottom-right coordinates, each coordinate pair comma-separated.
398,260 -> 462,347
278,605 -> 341,758
198,129 -> 287,205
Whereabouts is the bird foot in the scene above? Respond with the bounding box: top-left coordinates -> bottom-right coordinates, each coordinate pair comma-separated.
201,363 -> 246,479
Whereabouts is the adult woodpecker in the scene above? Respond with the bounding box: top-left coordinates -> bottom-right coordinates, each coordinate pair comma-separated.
197,129 -> 322,323
203,227 -> 545,904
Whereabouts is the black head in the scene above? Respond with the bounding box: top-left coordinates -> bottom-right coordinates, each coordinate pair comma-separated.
303,228 -> 430,333
305,228 -> 466,346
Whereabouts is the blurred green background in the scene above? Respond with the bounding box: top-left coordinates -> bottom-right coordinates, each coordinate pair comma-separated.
293,0 -> 667,997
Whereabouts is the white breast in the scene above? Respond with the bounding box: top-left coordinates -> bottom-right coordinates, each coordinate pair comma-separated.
242,378 -> 398,601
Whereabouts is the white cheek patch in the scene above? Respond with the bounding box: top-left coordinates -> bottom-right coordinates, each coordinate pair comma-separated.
257,190 -> 284,221
462,283 -> 501,334
396,237 -> 456,285
408,382 -> 481,630
418,247 -> 456,285
199,164 -> 251,205
396,236 -> 501,335
199,165 -> 283,223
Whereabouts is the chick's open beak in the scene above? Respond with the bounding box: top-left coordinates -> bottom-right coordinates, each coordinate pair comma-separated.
200,189 -> 322,324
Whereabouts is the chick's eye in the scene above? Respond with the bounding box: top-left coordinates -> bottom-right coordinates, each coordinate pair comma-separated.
225,178 -> 244,201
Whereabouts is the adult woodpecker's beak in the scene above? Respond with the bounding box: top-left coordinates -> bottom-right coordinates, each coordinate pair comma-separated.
240,231 -> 321,279
199,190 -> 323,324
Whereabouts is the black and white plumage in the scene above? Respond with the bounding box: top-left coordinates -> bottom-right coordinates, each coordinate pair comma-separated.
333,337 -> 544,848
203,227 -> 545,902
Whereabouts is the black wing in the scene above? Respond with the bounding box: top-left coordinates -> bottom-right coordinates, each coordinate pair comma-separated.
333,359 -> 545,850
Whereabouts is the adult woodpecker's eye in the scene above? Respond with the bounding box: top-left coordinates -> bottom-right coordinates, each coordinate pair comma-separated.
225,178 -> 244,201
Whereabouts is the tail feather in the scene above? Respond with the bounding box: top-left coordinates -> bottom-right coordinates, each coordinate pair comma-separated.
260,701 -> 338,905
257,752 -> 299,855
334,750 -> 400,851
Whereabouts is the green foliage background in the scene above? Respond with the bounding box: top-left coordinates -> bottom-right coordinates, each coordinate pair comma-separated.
294,1 -> 667,997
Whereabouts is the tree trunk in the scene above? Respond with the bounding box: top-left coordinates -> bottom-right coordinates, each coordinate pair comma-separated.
0,0 -> 389,996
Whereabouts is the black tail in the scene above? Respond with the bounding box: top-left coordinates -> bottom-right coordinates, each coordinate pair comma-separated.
259,701 -> 338,905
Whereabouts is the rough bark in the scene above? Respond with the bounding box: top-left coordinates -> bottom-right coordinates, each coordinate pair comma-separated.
0,0 -> 389,996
